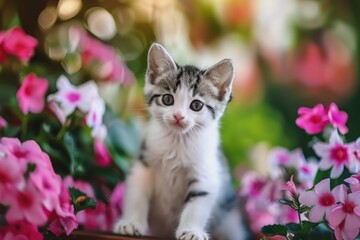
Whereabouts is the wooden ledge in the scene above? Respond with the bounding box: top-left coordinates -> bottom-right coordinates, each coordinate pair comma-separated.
71,230 -> 170,240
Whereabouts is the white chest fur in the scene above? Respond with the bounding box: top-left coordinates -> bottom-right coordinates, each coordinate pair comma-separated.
144,119 -> 221,235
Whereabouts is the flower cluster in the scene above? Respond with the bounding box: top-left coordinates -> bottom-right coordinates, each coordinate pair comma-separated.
0,26 -> 133,238
296,102 -> 348,134
240,147 -> 317,235
248,103 -> 360,240
0,138 -> 77,239
299,177 -> 360,240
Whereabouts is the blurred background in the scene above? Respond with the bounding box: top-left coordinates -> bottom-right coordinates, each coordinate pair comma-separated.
1,0 -> 360,173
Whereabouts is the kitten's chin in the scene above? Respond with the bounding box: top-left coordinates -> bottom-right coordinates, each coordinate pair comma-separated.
166,122 -> 191,134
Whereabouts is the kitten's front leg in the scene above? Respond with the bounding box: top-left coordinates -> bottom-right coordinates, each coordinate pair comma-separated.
113,162 -> 154,236
176,181 -> 219,240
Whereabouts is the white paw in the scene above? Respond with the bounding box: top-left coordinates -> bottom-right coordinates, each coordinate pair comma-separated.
176,229 -> 210,240
113,219 -> 146,236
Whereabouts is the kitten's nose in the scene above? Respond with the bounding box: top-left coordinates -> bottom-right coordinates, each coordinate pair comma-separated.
173,113 -> 184,122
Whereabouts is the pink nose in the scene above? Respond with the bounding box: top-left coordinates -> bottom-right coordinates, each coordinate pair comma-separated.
173,113 -> 184,122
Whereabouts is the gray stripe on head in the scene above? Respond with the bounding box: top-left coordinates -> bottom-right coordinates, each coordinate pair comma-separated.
147,94 -> 161,105
174,67 -> 183,93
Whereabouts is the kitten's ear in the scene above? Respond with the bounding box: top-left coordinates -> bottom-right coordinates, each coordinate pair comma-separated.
147,43 -> 177,84
204,59 -> 234,101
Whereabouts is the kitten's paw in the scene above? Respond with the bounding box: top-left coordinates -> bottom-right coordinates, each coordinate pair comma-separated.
176,229 -> 210,240
113,219 -> 146,236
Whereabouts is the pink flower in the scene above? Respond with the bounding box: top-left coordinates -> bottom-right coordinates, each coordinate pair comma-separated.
280,205 -> 299,224
299,179 -> 343,222
48,75 -> 100,117
94,140 -> 112,167
2,27 -> 38,62
298,159 -> 318,187
296,104 -> 329,134
5,182 -> 47,226
86,97 -> 105,130
282,175 -> 297,200
29,168 -> 61,211
328,103 -> 348,134
76,28 -> 134,84
0,221 -> 43,240
0,137 -> 44,171
268,147 -> 293,167
0,115 -> 7,128
329,189 -> 360,240
268,147 -> 306,177
0,137 -> 47,169
240,173 -> 268,198
345,173 -> 360,193
0,154 -> 24,204
313,130 -> 356,178
16,73 -> 48,114
77,201 -> 114,231
110,183 -> 125,217
49,184 -> 78,236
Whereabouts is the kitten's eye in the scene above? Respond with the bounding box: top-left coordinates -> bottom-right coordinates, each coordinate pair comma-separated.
162,94 -> 174,106
190,100 -> 204,112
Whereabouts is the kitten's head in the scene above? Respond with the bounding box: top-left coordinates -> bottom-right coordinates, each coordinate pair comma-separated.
145,43 -> 234,135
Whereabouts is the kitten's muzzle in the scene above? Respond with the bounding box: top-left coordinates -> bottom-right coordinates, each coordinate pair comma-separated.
173,113 -> 185,123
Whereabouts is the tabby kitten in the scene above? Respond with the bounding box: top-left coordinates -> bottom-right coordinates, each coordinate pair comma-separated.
113,43 -> 247,240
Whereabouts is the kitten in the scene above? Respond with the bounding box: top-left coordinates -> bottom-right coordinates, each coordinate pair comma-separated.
113,43 -> 248,240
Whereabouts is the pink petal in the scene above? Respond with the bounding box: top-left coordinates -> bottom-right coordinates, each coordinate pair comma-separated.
329,130 -> 343,145
331,164 -> 344,178
318,159 -> 332,170
298,107 -> 312,115
332,184 -> 348,203
309,205 -> 326,222
344,177 -> 359,185
344,214 -> 360,229
25,203 -> 47,226
354,206 -> 360,216
5,205 -> 24,223
343,215 -> 360,240
348,192 -> 360,206
329,206 -> 346,227
313,142 -> 330,158
299,191 -> 318,206
314,178 -> 330,194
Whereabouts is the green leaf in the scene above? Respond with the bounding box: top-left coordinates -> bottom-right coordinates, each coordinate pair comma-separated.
3,126 -> 21,137
261,224 -> 288,237
301,221 -> 318,234
63,133 -> 81,175
105,116 -> 140,157
69,187 -> 96,214
330,167 -> 351,189
279,198 -> 294,207
313,169 -> 331,185
285,222 -> 300,233
112,152 -> 130,173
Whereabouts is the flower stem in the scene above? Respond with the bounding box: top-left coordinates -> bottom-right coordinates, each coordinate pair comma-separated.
56,120 -> 69,140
